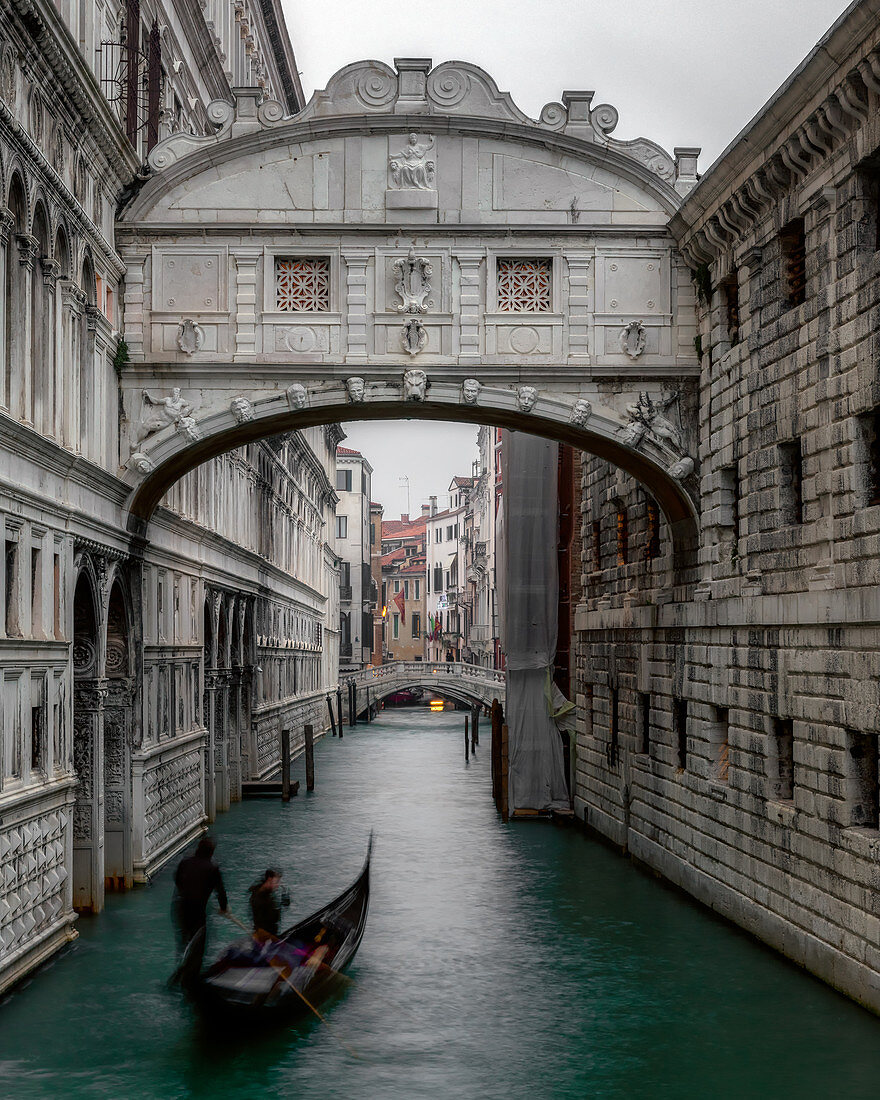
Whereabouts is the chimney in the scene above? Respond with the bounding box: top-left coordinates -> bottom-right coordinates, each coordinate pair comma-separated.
401,514 -> 409,524
421,503 -> 430,518
430,495 -> 437,516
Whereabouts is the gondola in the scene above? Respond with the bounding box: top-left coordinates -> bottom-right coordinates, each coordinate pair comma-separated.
193,835 -> 372,1020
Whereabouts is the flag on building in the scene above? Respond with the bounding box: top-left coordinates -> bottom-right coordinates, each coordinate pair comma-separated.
393,588 -> 406,625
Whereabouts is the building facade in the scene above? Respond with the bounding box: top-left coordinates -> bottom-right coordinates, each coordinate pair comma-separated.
0,0 -> 337,996
380,513 -> 427,662
335,446 -> 374,671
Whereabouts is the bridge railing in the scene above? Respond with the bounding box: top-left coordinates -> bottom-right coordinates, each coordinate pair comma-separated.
347,661 -> 505,694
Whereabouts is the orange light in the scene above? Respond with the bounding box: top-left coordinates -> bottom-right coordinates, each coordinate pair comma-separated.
382,606 -> 387,618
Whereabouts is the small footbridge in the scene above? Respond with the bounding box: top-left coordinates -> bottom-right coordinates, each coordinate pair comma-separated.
348,662 -> 506,715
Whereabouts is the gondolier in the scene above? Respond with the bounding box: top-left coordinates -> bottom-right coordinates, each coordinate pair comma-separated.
171,836 -> 228,982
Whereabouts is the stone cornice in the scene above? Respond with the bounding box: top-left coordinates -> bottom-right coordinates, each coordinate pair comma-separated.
8,0 -> 140,182
670,0 -> 880,267
256,0 -> 305,113
171,0 -> 235,105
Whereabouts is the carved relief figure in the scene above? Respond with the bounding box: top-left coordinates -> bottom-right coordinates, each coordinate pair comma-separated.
230,397 -> 254,423
177,415 -> 201,443
517,386 -> 538,413
139,387 -> 193,441
394,249 -> 433,313
346,377 -> 366,403
401,319 -> 428,357
403,369 -> 428,402
286,383 -> 308,410
461,378 -> 482,405
570,399 -> 592,426
176,318 -> 205,355
129,452 -> 154,475
389,134 -> 436,189
668,456 -> 695,481
620,391 -> 684,453
620,320 -> 646,360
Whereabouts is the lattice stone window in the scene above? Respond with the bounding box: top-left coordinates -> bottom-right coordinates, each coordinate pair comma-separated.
275,257 -> 330,312
497,258 -> 552,312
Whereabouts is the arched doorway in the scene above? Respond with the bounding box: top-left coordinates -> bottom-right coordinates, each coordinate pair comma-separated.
71,567 -> 102,912
103,580 -> 133,891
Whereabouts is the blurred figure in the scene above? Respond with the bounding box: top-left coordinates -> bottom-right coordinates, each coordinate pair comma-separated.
170,836 -> 228,986
249,868 -> 290,937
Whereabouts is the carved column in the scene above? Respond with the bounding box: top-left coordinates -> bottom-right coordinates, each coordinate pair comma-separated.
72,679 -> 108,913
37,256 -> 59,438
231,247 -> 263,359
103,677 -> 133,890
456,253 -> 483,360
342,251 -> 371,362
565,254 -> 592,361
0,208 -> 13,409
59,281 -> 86,450
13,233 -> 37,424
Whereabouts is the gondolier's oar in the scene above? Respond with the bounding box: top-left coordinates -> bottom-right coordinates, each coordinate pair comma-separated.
223,912 -> 361,1059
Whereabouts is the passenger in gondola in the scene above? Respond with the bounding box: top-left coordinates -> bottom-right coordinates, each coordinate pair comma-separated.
169,836 -> 228,986
249,868 -> 290,938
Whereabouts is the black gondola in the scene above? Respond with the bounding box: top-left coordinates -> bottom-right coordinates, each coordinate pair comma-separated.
194,836 -> 372,1019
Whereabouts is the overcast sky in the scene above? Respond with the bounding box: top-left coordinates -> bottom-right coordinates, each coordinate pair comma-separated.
282,0 -> 852,515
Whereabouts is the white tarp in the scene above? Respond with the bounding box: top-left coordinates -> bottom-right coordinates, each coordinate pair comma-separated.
498,431 -> 569,812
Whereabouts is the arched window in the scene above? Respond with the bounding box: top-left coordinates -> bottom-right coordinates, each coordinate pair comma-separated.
53,227 -> 71,446
78,251 -> 96,456
30,202 -> 51,433
3,173 -> 27,416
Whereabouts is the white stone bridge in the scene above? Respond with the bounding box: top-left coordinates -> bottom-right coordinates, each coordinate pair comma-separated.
349,661 -> 506,713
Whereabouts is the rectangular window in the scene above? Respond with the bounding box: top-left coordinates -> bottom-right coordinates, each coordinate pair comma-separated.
31,546 -> 42,636
5,538 -> 19,637
856,407 -> 880,507
414,579 -> 420,600
336,469 -> 352,492
721,270 -> 740,345
404,580 -> 409,600
616,507 -> 628,566
713,706 -> 730,784
53,552 -> 61,639
607,687 -> 619,768
370,522 -> 375,544
674,698 -> 688,770
638,692 -> 651,756
31,699 -> 45,774
778,439 -> 804,525
274,257 -> 330,312
412,613 -> 421,639
846,729 -> 879,829
780,219 -> 806,308
340,561 -> 350,587
772,717 -> 794,802
497,258 -> 552,312
393,579 -> 400,593
392,613 -> 399,640
720,464 -> 740,551
435,529 -> 442,543
335,515 -> 348,539
857,165 -> 880,253
433,565 -> 443,592
447,525 -> 454,540
592,520 -> 601,572
645,500 -> 660,561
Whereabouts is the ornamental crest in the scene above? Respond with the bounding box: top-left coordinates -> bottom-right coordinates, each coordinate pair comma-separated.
393,249 -> 433,314
401,319 -> 428,357
389,134 -> 435,190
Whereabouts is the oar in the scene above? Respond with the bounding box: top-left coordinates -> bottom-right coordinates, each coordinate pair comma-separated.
223,912 -> 361,1059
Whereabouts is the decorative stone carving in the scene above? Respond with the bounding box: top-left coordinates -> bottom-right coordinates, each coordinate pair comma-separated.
668,456 -> 695,481
129,452 -> 154,475
286,383 -> 308,410
389,134 -> 435,189
177,416 -> 201,443
139,387 -> 193,441
176,319 -> 205,355
461,378 -> 482,405
620,320 -> 646,360
403,369 -> 428,401
620,391 -> 683,452
517,386 -> 538,413
393,249 -> 433,314
402,319 -> 427,357
230,397 -> 254,423
346,377 -> 366,403
570,399 -> 593,426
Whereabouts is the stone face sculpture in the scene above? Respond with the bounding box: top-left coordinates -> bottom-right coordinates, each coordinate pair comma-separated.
286,383 -> 308,410
517,385 -> 538,413
668,456 -> 695,481
230,397 -> 254,423
177,415 -> 201,443
394,248 -> 433,314
389,134 -> 435,189
570,399 -> 592,426
176,318 -> 205,355
401,319 -> 428,357
129,452 -> 154,474
620,320 -> 646,360
346,377 -> 366,403
139,387 -> 193,441
461,378 -> 482,405
403,369 -> 428,401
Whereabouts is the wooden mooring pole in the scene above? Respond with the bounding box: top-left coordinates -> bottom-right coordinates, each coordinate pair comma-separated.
281,727 -> 291,802
336,688 -> 344,738
327,695 -> 338,737
490,699 -> 502,804
350,681 -> 356,727
465,715 -> 469,760
471,707 -> 479,750
304,723 -> 315,791
500,722 -> 509,822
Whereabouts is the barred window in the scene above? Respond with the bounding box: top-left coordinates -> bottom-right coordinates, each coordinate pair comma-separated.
497,258 -> 552,312
275,258 -> 330,312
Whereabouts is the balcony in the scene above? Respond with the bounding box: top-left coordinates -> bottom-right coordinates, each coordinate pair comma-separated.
469,624 -> 492,644
340,585 -> 353,601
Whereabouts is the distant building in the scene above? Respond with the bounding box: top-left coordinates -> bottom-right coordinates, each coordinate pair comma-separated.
335,447 -> 374,670
369,502 -> 384,664
381,512 -> 427,661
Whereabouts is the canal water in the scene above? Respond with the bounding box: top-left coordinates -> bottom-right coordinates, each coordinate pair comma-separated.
2,707 -> 880,1099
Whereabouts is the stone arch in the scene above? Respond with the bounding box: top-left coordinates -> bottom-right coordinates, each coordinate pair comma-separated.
5,166 -> 28,226
71,564 -> 103,913
3,169 -> 27,417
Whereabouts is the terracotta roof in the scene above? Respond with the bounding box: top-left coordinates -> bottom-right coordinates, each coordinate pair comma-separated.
336,446 -> 362,457
382,516 -> 427,538
397,561 -> 427,577
450,476 -> 475,488
380,548 -> 407,566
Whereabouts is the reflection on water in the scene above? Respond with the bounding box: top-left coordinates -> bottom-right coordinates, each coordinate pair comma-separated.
1,707 -> 879,1099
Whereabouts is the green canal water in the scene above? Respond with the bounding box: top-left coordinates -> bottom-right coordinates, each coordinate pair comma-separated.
2,707 -> 880,1099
